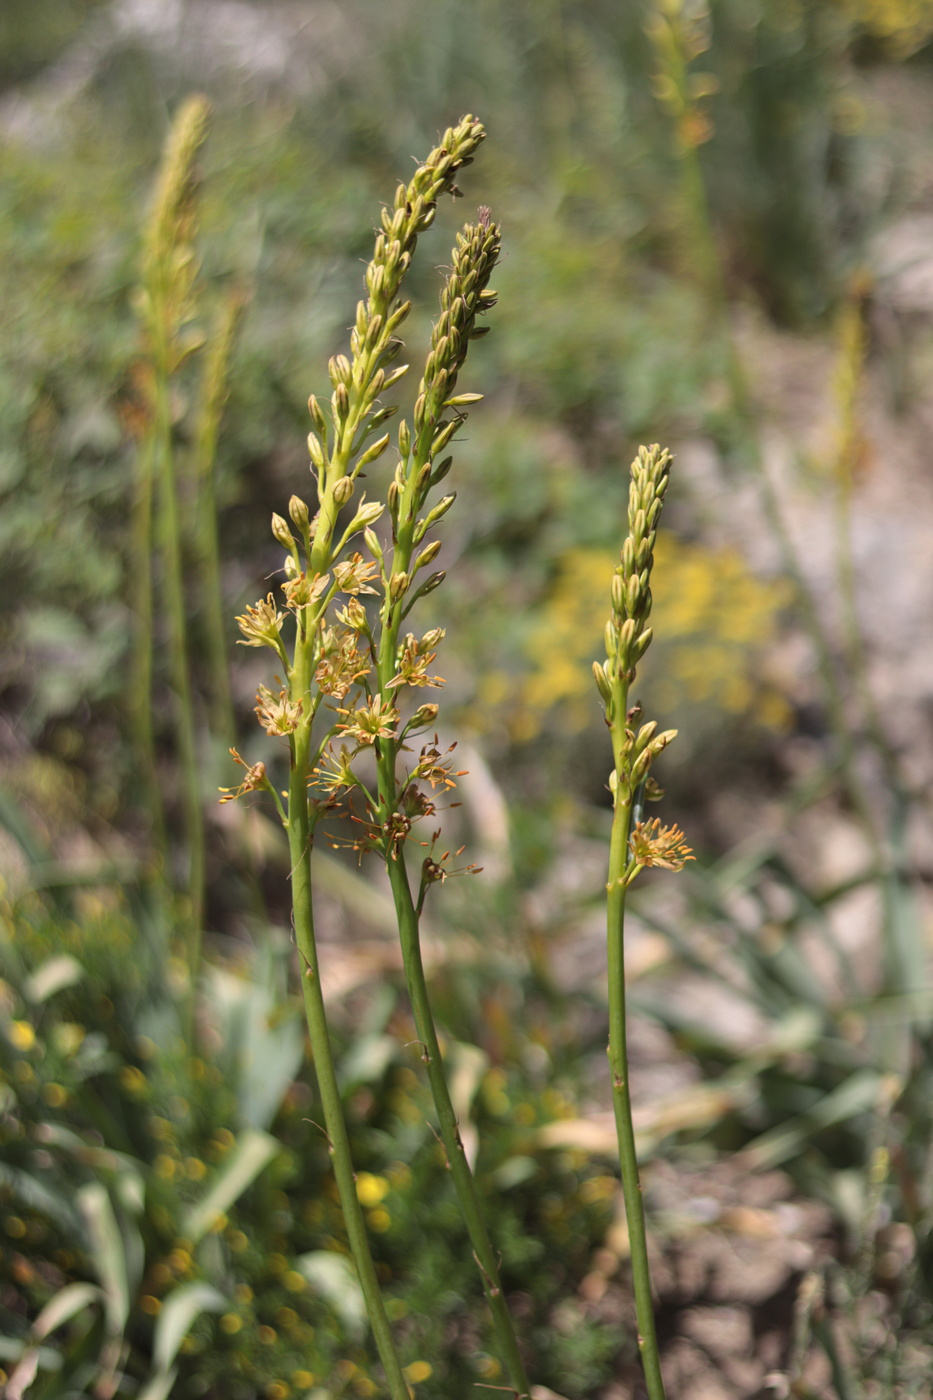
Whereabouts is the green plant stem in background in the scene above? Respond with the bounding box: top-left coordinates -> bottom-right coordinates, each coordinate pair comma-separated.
138,95 -> 212,993
193,285 -> 249,747
647,2 -> 888,848
130,431 -> 166,868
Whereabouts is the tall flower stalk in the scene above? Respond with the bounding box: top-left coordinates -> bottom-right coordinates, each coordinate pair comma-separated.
226,117 -> 529,1396
135,95 -> 212,983
593,444 -> 693,1400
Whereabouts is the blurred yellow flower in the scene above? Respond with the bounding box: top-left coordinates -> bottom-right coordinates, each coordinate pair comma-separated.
8,1021 -> 35,1051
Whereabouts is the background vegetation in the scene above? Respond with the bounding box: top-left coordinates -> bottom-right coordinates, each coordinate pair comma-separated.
3,1 -> 933,1396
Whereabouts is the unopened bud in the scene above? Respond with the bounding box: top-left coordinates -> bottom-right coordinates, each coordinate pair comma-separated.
333,476 -> 355,505
410,703 -> 439,729
604,621 -> 616,659
633,627 -> 653,660
611,574 -> 625,614
271,513 -> 295,550
333,383 -> 350,421
308,393 -> 328,433
423,492 -> 456,528
307,432 -> 326,470
398,419 -> 411,458
415,539 -> 442,571
351,500 -> 385,531
363,527 -> 383,561
289,495 -> 310,529
417,570 -> 446,598
592,661 -> 612,706
389,571 -> 409,601
444,392 -> 483,407
421,627 -> 445,648
356,432 -> 390,470
432,420 -> 458,454
634,721 -> 658,754
329,354 -> 352,386
430,456 -> 453,487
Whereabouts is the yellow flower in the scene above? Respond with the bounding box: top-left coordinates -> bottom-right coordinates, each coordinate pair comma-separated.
404,1361 -> 432,1384
355,1172 -> 389,1207
8,1021 -> 35,1051
628,818 -> 694,872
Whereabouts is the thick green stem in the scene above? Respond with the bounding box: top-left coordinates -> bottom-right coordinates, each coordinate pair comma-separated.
606,792 -> 667,1400
383,847 -> 531,1398
287,738 -> 408,1400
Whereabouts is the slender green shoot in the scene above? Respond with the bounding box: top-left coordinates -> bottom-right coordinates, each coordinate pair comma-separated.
593,444 -> 694,1400
137,95 -> 211,985
193,284 -> 249,748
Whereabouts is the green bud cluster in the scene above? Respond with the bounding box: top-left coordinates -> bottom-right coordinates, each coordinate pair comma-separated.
594,445 -> 677,808
306,115 -> 488,507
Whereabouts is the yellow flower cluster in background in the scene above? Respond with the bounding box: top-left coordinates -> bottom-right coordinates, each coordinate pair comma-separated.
503,533 -> 791,741
842,0 -> 933,52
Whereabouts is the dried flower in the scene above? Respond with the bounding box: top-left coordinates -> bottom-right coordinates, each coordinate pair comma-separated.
219,748 -> 269,803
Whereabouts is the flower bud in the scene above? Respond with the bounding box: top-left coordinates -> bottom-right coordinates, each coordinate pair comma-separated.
410,703 -> 439,729
421,627 -> 445,648
356,432 -> 391,470
289,495 -> 310,529
592,661 -> 612,705
333,383 -> 350,421
431,420 -> 458,454
398,419 -> 411,458
307,432 -> 326,470
271,513 -> 295,550
389,571 -> 409,601
333,476 -> 355,505
444,392 -> 484,407
351,500 -> 385,530
363,527 -> 384,562
415,539 -> 442,571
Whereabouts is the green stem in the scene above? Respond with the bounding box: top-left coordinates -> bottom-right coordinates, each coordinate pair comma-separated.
193,292 -> 246,747
130,431 -> 167,865
153,355 -> 206,995
606,784 -> 667,1400
286,747 -> 409,1400
383,845 -> 531,1399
